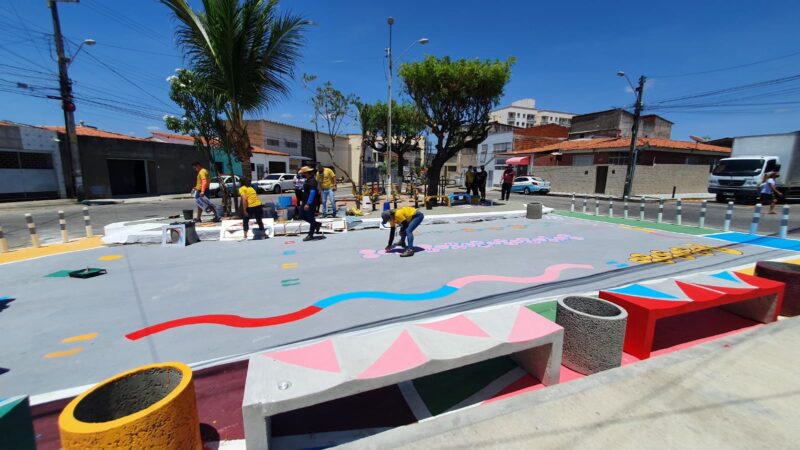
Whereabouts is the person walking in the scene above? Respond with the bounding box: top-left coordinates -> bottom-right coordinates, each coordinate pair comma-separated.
239,177 -> 265,240
464,165 -> 474,194
477,166 -> 488,202
191,162 -> 221,222
299,166 -> 321,241
293,168 -> 304,220
382,206 -> 425,258
318,165 -> 337,217
761,171 -> 783,214
501,165 -> 515,201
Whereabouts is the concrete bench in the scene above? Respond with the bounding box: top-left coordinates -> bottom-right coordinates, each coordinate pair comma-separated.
242,305 -> 564,449
599,270 -> 784,360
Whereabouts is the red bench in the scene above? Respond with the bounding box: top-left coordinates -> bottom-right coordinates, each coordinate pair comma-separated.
599,271 -> 784,359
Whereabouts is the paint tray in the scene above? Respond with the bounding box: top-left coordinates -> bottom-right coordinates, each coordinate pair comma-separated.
68,268 -> 107,279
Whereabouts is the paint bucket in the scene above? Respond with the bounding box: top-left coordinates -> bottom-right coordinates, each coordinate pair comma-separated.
58,362 -> 202,450
383,201 -> 390,211
278,196 -> 293,208
182,209 -> 193,220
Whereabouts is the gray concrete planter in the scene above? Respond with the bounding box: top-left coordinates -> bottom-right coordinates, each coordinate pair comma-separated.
556,296 -> 627,375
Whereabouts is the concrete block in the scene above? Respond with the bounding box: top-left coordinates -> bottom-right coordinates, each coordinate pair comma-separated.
556,296 -> 627,374
526,203 -> 543,219
242,305 -> 563,449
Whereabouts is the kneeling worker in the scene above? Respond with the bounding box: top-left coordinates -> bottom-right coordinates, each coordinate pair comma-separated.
382,206 -> 424,257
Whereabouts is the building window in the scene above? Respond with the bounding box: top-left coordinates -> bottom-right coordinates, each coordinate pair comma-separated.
265,138 -> 280,147
0,151 -> 53,169
493,142 -> 511,152
573,155 -> 594,166
285,141 -> 298,149
607,152 -> 628,165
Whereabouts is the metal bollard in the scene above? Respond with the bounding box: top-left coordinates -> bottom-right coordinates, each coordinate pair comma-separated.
570,193 -> 575,212
0,225 -> 8,253
609,199 -> 614,218
639,198 -> 645,221
624,196 -> 629,220
699,200 -> 707,228
594,197 -> 599,216
724,201 -> 733,232
83,207 -> 93,237
58,210 -> 69,243
779,204 -> 790,239
657,199 -> 664,223
749,203 -> 762,235
25,213 -> 41,248
582,196 -> 587,214
676,199 -> 682,226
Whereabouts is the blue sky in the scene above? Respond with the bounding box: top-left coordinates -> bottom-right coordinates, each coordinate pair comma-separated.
1,0 -> 799,141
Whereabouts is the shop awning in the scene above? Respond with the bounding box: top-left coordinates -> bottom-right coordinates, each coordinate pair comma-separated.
505,156 -> 530,166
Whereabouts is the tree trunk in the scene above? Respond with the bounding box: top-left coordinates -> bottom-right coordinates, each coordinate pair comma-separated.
426,156 -> 445,197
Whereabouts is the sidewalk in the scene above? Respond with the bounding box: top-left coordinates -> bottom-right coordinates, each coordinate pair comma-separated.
345,317 -> 800,449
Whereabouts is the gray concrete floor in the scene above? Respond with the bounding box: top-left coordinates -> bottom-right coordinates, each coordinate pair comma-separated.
0,213 -> 794,396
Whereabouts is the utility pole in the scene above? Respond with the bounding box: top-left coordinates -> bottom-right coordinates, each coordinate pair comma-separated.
386,17 -> 394,198
622,75 -> 646,199
49,0 -> 84,200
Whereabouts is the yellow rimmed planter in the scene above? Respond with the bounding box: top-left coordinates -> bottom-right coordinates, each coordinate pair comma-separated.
59,362 -> 202,450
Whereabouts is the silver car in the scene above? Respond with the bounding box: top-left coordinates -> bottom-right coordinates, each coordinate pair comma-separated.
255,173 -> 297,194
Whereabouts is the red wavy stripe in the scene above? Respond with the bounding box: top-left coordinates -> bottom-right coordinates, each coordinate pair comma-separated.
125,305 -> 323,341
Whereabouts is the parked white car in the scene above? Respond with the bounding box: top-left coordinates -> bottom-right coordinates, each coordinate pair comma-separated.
511,176 -> 551,195
254,173 -> 297,194
208,175 -> 240,198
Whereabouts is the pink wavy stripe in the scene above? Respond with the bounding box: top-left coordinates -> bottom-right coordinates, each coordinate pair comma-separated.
446,263 -> 594,289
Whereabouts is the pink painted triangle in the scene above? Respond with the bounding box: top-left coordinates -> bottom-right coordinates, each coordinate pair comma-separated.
508,306 -> 563,343
416,314 -> 490,338
263,339 -> 341,373
357,330 -> 428,379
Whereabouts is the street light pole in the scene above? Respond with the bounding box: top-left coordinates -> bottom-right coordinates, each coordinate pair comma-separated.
49,0 -> 84,200
386,17 -> 394,199
621,74 -> 646,199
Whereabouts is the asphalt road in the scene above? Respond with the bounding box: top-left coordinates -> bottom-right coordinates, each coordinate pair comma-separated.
0,190 -> 797,249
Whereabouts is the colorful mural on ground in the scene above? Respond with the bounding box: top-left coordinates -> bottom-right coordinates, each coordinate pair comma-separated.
125,263 -> 594,340
360,234 -> 584,259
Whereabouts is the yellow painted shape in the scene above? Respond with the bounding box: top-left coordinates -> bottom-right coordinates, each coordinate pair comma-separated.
59,361 -> 202,450
98,254 -> 123,261
511,225 -> 526,229
45,347 -> 84,359
281,262 -> 299,269
62,332 -> 98,343
463,228 -> 478,232
0,237 -> 104,265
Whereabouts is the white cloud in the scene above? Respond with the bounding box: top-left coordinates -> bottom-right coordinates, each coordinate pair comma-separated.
146,125 -> 161,131
280,113 -> 293,119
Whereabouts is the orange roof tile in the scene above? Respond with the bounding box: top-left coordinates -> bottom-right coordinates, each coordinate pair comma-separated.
251,145 -> 288,156
41,125 -> 146,141
509,137 -> 731,155
150,131 -> 287,155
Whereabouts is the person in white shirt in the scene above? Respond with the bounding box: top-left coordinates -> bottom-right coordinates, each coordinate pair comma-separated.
760,171 -> 783,214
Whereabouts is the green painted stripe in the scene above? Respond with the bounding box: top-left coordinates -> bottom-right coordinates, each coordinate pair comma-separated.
526,300 -> 558,322
555,210 -> 718,236
281,278 -> 300,287
45,270 -> 74,278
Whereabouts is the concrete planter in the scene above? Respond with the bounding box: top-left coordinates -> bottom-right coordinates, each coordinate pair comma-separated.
556,296 -> 627,375
59,362 -> 201,450
755,261 -> 800,316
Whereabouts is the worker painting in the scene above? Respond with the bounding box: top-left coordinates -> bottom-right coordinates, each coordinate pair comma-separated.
382,206 -> 424,257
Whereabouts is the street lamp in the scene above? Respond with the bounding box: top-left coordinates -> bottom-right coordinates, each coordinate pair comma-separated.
387,17 -> 428,198
617,70 -> 647,199
67,38 -> 95,65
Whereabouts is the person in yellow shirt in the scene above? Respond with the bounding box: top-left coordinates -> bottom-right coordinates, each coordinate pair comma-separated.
382,206 -> 424,257
317,165 -> 337,217
191,162 -> 220,222
464,165 -> 474,193
239,177 -> 266,240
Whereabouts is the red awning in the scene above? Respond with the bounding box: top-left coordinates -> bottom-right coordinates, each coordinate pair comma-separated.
506,156 -> 530,166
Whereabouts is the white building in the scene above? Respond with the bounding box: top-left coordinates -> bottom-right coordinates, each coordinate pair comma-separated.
489,98 -> 575,129
476,124 -> 515,187
0,121 -> 66,200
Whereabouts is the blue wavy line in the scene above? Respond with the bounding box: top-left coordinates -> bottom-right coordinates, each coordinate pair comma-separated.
313,285 -> 459,308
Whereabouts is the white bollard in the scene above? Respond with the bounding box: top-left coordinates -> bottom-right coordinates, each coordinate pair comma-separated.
657,199 -> 664,223
749,203 -> 762,235
58,210 -> 69,243
0,225 -> 8,253
723,201 -> 733,232
609,199 -> 614,218
594,197 -> 599,216
582,196 -> 587,214
676,199 -> 682,226
25,213 -> 41,248
624,196 -> 629,220
570,193 -> 575,212
83,207 -> 93,237
639,198 -> 645,221
779,204 -> 790,239
699,201 -> 707,228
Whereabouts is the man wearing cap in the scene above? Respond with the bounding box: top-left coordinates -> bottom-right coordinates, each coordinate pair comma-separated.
382,206 -> 424,257
298,166 -> 321,241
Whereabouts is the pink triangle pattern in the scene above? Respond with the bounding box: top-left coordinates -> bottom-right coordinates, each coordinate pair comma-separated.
263,339 -> 341,373
416,314 -> 490,338
357,330 -> 429,379
508,306 -> 563,343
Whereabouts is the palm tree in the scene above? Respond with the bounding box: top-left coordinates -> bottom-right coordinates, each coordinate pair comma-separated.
160,0 -> 309,178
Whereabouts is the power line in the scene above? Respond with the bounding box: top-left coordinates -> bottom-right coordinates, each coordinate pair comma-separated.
650,50 -> 800,79
80,49 -> 176,110
647,73 -> 800,106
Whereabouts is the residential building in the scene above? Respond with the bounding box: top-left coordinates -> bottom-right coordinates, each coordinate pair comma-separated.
0,121 -> 66,201
43,125 -> 202,198
502,137 -> 730,197
568,109 -> 673,140
149,131 -> 290,180
489,98 -> 576,129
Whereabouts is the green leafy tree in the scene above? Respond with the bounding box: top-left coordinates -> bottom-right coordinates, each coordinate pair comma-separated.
303,75 -> 359,186
399,56 -> 514,196
160,0 -> 309,179
364,101 -> 426,191
164,68 -> 239,214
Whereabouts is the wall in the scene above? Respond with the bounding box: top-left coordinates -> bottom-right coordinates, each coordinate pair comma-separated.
0,124 -> 65,200
529,163 -> 713,196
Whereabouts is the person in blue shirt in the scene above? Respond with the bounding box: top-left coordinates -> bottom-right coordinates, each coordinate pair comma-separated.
299,166 -> 321,241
